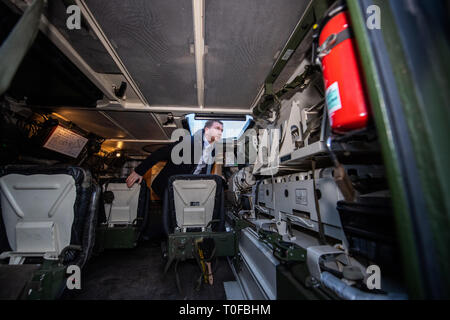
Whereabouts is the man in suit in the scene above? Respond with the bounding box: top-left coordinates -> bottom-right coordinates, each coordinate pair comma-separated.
126,120 -> 224,198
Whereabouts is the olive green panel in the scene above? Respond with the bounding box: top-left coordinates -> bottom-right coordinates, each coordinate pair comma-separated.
168,231 -> 237,261
26,260 -> 66,300
373,0 -> 450,297
346,0 -> 424,298
95,226 -> 139,251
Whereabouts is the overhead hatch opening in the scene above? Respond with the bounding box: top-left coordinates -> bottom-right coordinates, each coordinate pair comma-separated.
186,113 -> 253,140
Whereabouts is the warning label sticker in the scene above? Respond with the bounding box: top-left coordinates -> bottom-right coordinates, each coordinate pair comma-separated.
325,82 -> 342,115
295,188 -> 308,206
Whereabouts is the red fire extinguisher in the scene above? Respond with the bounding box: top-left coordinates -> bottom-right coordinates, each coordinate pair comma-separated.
313,5 -> 370,133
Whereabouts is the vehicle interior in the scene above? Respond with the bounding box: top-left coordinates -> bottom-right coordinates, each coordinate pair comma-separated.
0,0 -> 449,300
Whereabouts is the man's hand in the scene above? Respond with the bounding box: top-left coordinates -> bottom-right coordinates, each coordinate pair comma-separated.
126,171 -> 143,188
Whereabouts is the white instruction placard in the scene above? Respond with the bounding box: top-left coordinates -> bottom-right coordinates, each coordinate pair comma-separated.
43,125 -> 88,158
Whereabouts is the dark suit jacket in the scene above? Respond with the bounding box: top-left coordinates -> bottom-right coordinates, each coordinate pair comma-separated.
134,129 -> 213,199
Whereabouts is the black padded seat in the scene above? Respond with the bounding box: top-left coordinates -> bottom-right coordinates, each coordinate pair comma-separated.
162,175 -> 225,235
0,165 -> 100,268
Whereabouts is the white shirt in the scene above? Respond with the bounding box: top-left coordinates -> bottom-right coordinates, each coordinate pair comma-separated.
193,137 -> 215,174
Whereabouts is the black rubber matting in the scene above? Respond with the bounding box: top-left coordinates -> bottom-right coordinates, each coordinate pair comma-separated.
62,240 -> 235,300
0,264 -> 40,300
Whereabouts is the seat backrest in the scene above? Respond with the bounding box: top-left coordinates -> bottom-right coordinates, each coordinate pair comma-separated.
172,179 -> 216,230
0,166 -> 99,268
104,182 -> 140,225
165,175 -> 225,233
0,173 -> 76,255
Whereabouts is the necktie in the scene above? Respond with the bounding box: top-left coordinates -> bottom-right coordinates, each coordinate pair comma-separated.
205,143 -> 214,174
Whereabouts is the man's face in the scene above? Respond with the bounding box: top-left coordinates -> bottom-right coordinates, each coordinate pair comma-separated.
205,122 -> 223,143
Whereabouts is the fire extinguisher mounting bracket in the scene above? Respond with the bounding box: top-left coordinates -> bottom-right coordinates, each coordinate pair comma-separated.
318,28 -> 353,60
318,33 -> 337,58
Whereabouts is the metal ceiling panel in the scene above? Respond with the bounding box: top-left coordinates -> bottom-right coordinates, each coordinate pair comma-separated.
85,0 -> 197,106
104,111 -> 168,140
204,0 -> 310,108
54,109 -> 131,139
44,0 -> 121,74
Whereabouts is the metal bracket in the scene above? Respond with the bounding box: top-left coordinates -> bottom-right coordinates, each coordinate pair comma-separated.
306,245 -> 343,281
0,0 -> 44,95
234,218 -> 254,231
258,229 -> 306,262
0,251 -> 58,265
